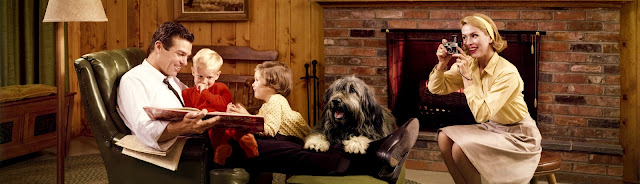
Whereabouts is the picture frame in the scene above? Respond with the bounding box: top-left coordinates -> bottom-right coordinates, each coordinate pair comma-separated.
174,0 -> 249,21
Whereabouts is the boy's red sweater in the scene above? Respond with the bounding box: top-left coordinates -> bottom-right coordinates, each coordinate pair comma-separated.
182,83 -> 233,112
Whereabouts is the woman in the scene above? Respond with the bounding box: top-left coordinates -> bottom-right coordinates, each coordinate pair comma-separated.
428,14 -> 542,184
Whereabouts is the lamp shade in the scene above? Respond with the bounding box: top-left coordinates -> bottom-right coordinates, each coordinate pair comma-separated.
43,0 -> 108,22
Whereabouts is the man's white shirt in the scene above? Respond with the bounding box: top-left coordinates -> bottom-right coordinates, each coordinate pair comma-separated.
117,59 -> 187,150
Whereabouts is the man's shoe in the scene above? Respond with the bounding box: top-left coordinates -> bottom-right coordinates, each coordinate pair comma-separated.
378,154 -> 407,183
376,118 -> 419,182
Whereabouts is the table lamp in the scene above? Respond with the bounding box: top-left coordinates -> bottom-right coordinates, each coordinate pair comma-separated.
42,0 -> 107,183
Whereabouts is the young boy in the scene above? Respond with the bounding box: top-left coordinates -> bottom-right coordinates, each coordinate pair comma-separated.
182,48 -> 258,165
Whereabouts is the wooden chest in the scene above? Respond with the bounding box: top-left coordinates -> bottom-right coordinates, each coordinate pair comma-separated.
0,93 -> 75,160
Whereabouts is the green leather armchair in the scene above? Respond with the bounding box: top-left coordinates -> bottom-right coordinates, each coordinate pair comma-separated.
74,47 -> 249,184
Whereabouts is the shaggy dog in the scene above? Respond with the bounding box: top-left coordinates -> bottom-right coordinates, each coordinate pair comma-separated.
304,76 -> 397,154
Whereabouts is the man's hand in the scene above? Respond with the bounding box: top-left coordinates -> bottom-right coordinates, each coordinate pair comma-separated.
158,109 -> 220,142
182,109 -> 221,134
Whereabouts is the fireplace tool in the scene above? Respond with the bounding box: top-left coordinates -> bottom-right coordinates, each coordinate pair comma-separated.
311,60 -> 319,125
300,63 -> 311,124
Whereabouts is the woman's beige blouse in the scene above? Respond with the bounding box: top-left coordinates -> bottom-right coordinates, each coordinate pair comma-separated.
428,52 -> 529,124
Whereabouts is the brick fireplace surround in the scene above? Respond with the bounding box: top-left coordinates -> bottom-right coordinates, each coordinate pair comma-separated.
321,2 -> 625,183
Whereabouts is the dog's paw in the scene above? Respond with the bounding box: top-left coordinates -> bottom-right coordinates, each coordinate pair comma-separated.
304,134 -> 330,152
343,136 -> 372,154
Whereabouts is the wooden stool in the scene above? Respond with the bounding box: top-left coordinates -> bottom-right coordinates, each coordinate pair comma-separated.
530,151 -> 562,184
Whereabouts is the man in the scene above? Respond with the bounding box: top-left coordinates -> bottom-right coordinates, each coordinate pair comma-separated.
117,22 -> 220,150
117,22 -> 418,183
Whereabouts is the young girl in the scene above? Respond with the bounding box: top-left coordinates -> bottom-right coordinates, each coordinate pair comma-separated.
429,14 -> 542,184
227,61 -> 310,140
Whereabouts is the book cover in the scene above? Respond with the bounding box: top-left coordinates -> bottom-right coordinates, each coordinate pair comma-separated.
143,106 -> 265,133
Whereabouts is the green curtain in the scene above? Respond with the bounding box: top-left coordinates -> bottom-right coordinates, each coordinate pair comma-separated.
0,0 -> 55,87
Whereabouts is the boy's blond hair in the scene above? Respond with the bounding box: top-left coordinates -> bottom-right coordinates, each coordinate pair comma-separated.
192,48 -> 223,73
255,61 -> 292,97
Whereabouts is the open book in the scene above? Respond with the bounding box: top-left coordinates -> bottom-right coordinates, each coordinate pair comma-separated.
143,106 -> 265,133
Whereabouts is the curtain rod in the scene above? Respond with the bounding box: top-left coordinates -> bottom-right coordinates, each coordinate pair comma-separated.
380,29 -> 546,35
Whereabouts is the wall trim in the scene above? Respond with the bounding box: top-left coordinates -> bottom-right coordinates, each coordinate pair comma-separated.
313,0 -> 628,8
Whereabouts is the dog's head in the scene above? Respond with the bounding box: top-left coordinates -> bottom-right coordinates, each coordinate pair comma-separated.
323,76 -> 383,127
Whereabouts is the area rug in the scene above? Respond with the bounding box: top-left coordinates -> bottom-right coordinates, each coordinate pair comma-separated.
0,154 -> 107,184
406,179 -> 420,184
0,153 -> 422,184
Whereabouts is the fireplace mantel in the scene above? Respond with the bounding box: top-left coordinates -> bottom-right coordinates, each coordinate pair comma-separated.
312,0 -> 630,8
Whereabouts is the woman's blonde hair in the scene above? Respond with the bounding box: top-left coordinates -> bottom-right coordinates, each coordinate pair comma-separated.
192,48 -> 223,73
255,61 -> 293,97
460,14 -> 507,53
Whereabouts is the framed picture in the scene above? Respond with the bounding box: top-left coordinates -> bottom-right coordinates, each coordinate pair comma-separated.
174,0 -> 249,21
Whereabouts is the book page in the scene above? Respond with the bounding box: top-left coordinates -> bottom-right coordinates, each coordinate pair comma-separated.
115,135 -> 178,155
121,136 -> 188,171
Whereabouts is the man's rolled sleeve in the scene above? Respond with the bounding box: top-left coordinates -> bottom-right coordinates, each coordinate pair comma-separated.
118,75 -> 170,150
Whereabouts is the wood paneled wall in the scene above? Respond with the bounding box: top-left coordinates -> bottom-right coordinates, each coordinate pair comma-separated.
620,0 -> 639,182
66,0 -> 324,137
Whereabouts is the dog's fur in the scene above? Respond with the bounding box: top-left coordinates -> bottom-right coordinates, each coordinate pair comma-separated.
304,76 -> 397,154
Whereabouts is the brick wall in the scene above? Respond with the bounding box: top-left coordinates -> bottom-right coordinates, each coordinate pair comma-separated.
324,7 -> 622,183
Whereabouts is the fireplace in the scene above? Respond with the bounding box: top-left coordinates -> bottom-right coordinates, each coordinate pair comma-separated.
320,4 -> 625,182
386,30 -> 541,131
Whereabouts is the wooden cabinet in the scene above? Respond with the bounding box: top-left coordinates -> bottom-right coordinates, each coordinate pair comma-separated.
0,93 -> 75,160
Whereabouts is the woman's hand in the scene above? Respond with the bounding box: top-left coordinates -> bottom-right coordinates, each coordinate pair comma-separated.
453,47 -> 473,81
436,39 -> 454,64
227,103 -> 250,115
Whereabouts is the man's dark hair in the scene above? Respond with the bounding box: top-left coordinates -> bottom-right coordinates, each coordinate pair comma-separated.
147,22 -> 195,56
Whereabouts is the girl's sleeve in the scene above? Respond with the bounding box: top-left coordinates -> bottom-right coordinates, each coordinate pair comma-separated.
258,98 -> 284,137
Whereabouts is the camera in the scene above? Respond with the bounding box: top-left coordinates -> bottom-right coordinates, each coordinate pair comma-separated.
444,35 -> 460,55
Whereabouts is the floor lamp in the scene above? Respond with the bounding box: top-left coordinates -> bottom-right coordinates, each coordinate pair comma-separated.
42,0 -> 107,183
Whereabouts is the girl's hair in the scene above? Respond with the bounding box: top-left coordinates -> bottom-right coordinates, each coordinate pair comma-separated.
460,14 -> 507,53
255,61 -> 293,97
192,48 -> 223,73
